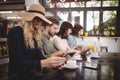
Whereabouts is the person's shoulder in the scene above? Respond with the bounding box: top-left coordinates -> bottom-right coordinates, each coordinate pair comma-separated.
51,35 -> 61,42
71,35 -> 75,37
41,32 -> 48,40
8,26 -> 23,39
53,35 -> 60,39
68,35 -> 75,39
9,26 -> 23,33
8,26 -> 23,36
68,35 -> 73,38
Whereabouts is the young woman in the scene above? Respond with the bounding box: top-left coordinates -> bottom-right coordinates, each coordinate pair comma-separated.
68,23 -> 83,48
52,22 -> 88,57
8,4 -> 65,80
52,22 -> 79,54
67,24 -> 89,56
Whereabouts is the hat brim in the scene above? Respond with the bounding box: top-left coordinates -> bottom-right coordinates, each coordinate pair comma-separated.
19,12 -> 52,24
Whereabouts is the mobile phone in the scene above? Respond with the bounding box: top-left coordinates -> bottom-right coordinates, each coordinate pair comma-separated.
83,62 -> 100,70
65,52 -> 76,57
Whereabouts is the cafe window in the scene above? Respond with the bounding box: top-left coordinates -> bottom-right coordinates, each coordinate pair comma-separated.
44,0 -> 119,8
56,2 -> 70,8
56,10 -> 84,26
56,10 -> 69,21
56,2 -> 86,8
103,0 -> 119,7
70,2 -> 85,7
102,11 -> 116,36
86,1 -> 101,7
86,11 -> 100,35
44,0 -> 120,36
71,11 -> 84,26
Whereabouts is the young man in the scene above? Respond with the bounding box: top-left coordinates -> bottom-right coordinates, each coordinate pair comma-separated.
41,17 -> 66,57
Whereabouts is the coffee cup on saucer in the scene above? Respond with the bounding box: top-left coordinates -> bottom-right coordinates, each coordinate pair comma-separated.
66,59 -> 77,68
73,55 -> 82,60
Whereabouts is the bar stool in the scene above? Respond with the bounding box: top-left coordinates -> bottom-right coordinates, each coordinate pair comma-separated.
100,46 -> 108,52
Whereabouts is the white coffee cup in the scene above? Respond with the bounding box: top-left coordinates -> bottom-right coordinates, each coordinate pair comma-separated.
73,55 -> 81,60
66,59 -> 77,67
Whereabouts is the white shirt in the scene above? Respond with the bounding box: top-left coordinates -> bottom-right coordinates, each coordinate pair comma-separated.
52,35 -> 80,53
52,35 -> 70,50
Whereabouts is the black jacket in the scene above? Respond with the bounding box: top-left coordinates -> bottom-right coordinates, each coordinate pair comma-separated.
8,26 -> 45,80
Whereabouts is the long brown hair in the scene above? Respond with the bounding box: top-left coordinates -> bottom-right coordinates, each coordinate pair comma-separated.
72,24 -> 83,37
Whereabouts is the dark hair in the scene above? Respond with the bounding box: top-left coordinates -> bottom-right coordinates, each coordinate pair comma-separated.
72,23 -> 83,36
57,21 -> 73,39
42,17 -> 59,28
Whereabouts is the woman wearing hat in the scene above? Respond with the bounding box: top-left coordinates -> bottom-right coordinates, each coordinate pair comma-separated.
8,4 -> 65,80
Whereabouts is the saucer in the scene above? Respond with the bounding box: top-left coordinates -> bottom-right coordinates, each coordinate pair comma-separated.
64,64 -> 78,69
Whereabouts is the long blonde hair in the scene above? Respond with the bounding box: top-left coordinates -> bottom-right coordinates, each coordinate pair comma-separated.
20,21 -> 41,49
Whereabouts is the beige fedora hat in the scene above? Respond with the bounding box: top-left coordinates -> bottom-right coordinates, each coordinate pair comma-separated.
19,4 -> 52,24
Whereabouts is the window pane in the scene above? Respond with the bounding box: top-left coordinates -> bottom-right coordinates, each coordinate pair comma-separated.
70,2 -> 85,7
71,11 -> 84,26
86,11 -> 100,35
103,1 -> 119,7
103,11 -> 116,36
57,11 -> 84,26
56,2 -> 70,8
56,10 -> 69,29
43,1 -> 70,8
57,11 -> 69,21
86,1 -> 101,7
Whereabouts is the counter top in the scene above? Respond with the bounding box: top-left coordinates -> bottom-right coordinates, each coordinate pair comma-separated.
0,38 -> 7,42
42,54 -> 120,80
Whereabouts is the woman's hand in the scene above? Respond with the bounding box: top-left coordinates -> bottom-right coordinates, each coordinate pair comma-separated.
81,48 -> 89,53
51,50 -> 67,57
41,56 -> 65,68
